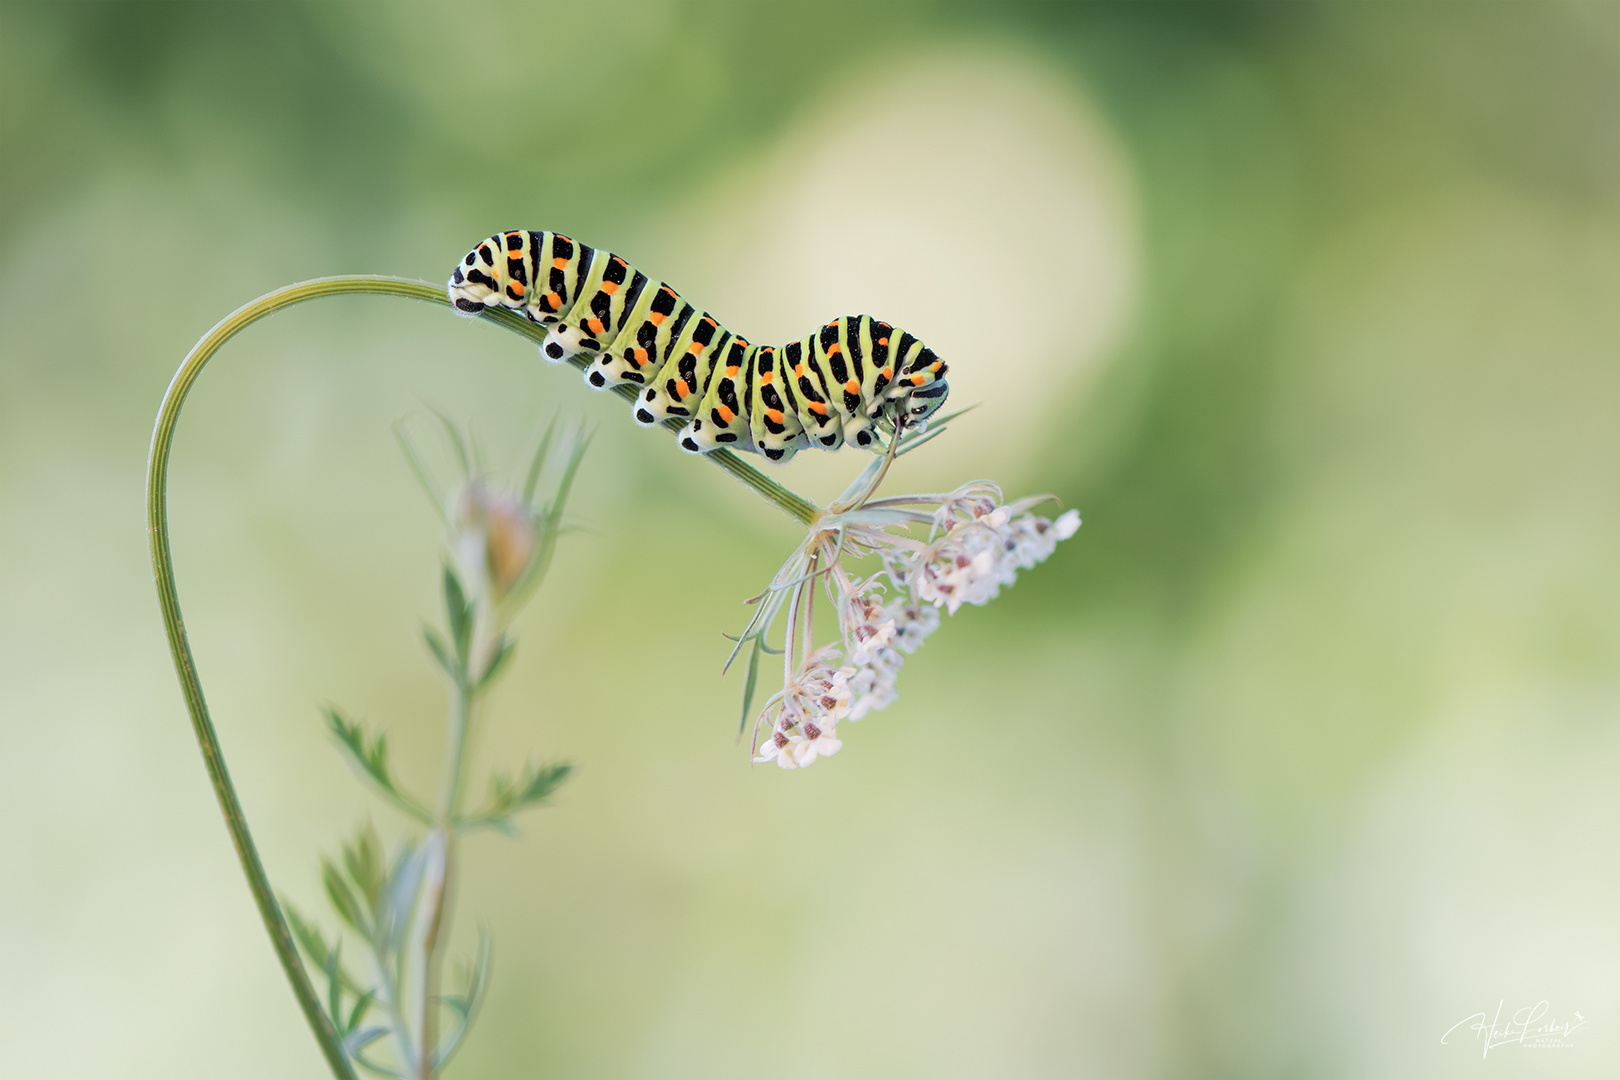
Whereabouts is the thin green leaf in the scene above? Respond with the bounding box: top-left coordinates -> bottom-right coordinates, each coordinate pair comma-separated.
321,859 -> 370,939
351,1047 -> 410,1080
442,564 -> 472,667
457,762 -> 572,832
391,419 -> 447,525
324,943 -> 344,1029
518,762 -> 571,804
521,415 -> 559,503
283,899 -> 365,996
324,708 -> 433,825
341,823 -> 385,916
475,636 -> 514,692
381,840 -> 429,955
346,989 -> 377,1035
895,402 -> 978,457
422,627 -> 457,682
737,635 -> 762,738
344,1025 -> 389,1055
426,403 -> 471,476
432,926 -> 493,1071
548,425 -> 592,521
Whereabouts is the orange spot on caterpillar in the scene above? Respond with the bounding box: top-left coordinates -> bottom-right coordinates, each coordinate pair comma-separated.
701,317 -> 716,327
717,404 -> 735,424
844,379 -> 859,394
794,363 -> 806,378
507,281 -> 525,296
553,257 -> 569,270
588,318 -> 605,335
826,342 -> 842,355
766,408 -> 785,424
725,366 -> 740,377
931,361 -> 942,371
807,401 -> 828,415
759,371 -> 774,385
649,313 -> 666,326
600,281 -> 618,295
910,374 -> 927,386
633,346 -> 648,363
545,292 -> 562,309
675,378 -> 691,398
877,337 -> 889,346
688,341 -> 704,355
881,366 -> 893,379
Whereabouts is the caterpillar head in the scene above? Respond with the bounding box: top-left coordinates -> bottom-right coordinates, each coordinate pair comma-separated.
904,377 -> 950,428
447,234 -> 507,317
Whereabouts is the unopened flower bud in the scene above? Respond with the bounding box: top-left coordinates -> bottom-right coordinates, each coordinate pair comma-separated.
452,482 -> 537,601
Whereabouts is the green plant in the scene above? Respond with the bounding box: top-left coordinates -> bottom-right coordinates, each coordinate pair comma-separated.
147,275 -> 1078,1076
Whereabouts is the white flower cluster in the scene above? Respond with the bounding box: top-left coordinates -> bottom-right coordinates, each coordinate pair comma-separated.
754,650 -> 850,770
905,498 -> 1082,616
752,483 -> 1079,770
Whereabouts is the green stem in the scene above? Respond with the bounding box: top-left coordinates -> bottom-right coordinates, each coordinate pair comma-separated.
145,275 -> 821,1079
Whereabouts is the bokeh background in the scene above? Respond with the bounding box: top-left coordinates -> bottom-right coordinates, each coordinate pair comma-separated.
2,2 -> 1617,1077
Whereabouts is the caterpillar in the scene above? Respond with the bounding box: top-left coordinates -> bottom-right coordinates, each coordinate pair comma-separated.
447,230 -> 949,463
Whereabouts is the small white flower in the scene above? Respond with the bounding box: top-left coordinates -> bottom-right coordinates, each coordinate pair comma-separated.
754,731 -> 802,769
846,649 -> 903,721
797,720 -> 844,764
916,545 -> 1000,614
890,600 -> 939,654
842,590 -> 898,665
753,724 -> 843,769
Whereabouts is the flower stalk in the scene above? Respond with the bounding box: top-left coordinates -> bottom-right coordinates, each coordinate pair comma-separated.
146,275 -> 823,1079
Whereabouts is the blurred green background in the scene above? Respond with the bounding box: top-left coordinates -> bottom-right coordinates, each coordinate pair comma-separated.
2,2 -> 1617,1077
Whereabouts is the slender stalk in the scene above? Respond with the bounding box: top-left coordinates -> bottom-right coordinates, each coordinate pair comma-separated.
414,618 -> 485,1077
145,275 -> 822,1079
411,826 -> 451,1078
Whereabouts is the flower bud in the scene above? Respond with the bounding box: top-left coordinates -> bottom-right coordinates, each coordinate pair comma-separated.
452,481 -> 537,602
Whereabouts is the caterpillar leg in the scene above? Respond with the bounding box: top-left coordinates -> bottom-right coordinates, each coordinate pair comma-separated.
540,323 -> 590,364
842,413 -> 879,450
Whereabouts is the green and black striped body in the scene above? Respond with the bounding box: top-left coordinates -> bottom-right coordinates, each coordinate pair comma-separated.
448,230 -> 949,463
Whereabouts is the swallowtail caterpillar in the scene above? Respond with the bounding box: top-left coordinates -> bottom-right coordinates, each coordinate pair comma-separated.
448,231 -> 949,463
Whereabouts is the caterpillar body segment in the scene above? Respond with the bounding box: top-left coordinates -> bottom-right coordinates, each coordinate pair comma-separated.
448,231 -> 949,463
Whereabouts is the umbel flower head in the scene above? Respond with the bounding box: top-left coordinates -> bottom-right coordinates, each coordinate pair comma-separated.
732,441 -> 1079,771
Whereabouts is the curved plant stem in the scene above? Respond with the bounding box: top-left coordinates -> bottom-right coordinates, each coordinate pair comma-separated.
145,275 -> 821,1079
